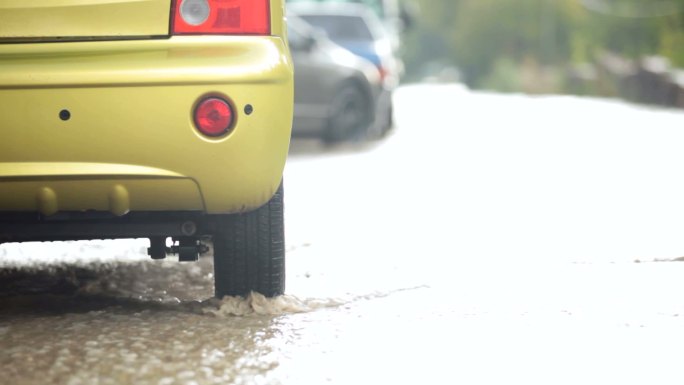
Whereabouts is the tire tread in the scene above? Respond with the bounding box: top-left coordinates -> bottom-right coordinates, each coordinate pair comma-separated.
213,184 -> 285,298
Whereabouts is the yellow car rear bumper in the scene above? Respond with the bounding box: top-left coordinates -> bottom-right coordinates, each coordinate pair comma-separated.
0,36 -> 293,215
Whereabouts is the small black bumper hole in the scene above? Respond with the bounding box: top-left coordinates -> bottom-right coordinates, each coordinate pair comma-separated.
59,109 -> 71,121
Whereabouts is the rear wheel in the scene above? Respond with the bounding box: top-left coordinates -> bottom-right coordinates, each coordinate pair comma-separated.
323,84 -> 371,143
212,183 -> 285,298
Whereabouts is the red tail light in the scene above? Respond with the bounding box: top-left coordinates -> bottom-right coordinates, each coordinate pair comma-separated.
172,0 -> 271,35
194,97 -> 235,137
377,65 -> 389,82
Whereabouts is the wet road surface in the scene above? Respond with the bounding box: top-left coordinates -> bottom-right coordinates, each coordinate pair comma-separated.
4,84 -> 684,384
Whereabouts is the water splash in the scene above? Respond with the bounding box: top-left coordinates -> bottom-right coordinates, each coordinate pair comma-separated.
203,286 -> 429,317
203,292 -> 344,317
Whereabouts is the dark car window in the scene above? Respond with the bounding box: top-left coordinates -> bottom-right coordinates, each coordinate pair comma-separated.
299,15 -> 373,41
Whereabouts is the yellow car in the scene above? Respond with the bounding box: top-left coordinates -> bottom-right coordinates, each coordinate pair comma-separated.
0,0 -> 294,298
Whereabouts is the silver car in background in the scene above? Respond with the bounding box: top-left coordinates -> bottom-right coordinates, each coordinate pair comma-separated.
288,2 -> 401,137
289,16 -> 381,143
286,0 -> 415,51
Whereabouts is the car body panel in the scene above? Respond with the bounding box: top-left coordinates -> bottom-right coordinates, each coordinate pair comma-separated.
0,0 -> 171,40
0,0 -> 290,42
0,4 -> 294,216
0,36 -> 291,87
0,178 -> 204,215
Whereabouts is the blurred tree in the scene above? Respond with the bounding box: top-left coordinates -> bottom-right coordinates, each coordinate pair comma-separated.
400,0 -> 458,80
402,0 -> 684,87
451,0 -> 575,86
658,0 -> 684,66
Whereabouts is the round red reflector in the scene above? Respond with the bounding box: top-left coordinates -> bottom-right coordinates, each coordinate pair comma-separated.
194,97 -> 234,137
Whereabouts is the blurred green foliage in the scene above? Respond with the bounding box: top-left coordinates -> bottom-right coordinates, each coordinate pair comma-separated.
403,0 -> 684,90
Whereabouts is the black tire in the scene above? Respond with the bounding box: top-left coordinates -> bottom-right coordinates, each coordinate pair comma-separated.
212,183 -> 285,298
384,101 -> 394,134
323,84 -> 371,143
369,98 -> 394,139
